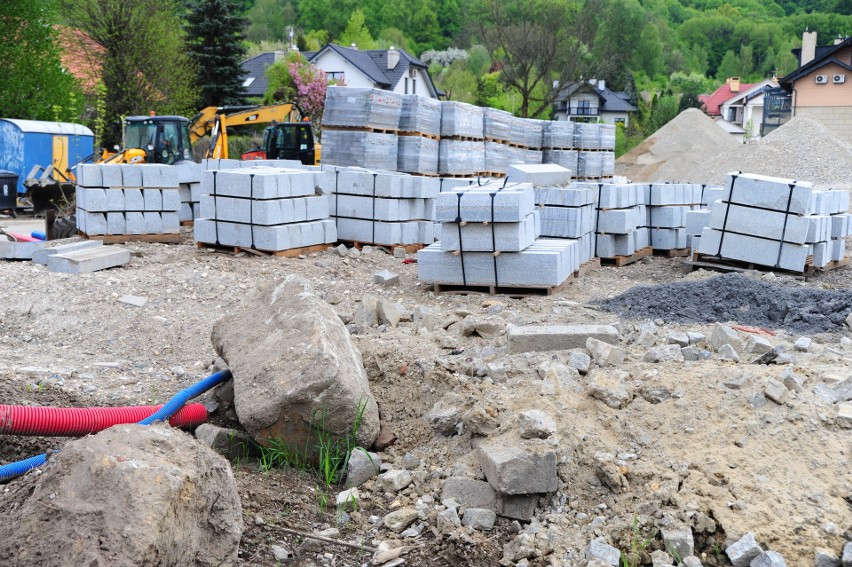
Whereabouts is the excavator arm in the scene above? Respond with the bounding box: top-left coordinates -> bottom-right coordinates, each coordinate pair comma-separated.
189,104 -> 303,159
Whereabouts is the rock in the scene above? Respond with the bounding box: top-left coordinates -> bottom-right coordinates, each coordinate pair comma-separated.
346,448 -> 381,488
586,537 -> 621,566
794,336 -> 812,352
413,305 -> 443,331
374,425 -> 397,450
638,320 -> 658,334
271,544 -> 294,562
462,508 -> 496,531
588,370 -> 632,409
442,478 -> 497,511
644,344 -> 685,363
0,424 -> 242,566
334,243 -> 348,256
401,453 -> 420,470
750,551 -> 786,567
830,378 -> 852,403
710,324 -> 742,352
436,506 -> 461,534
661,527 -> 694,559
497,493 -> 540,521
682,556 -> 703,567
726,533 -> 763,567
212,276 -> 380,450
336,487 -> 359,511
518,410 -> 557,439
374,270 -> 399,286
427,394 -> 466,435
764,378 -> 788,405
745,335 -> 773,354
393,247 -> 407,258
377,300 -> 402,328
461,316 -> 503,339
586,337 -> 626,366
687,332 -> 705,344
667,331 -> 690,347
354,295 -> 380,327
118,294 -> 148,307
636,330 -> 657,348
476,440 -> 557,495
717,343 -> 740,362
838,402 -> 852,426
814,548 -> 840,567
682,345 -> 712,361
507,324 -> 620,354
780,368 -> 805,393
194,423 -> 257,461
650,549 -> 674,566
846,311 -> 852,329
569,352 -> 591,374
842,541 -> 852,566
381,469 -> 413,492
383,508 -> 419,533
503,533 -> 538,562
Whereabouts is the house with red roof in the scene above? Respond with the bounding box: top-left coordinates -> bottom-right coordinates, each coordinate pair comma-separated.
701,77 -> 755,118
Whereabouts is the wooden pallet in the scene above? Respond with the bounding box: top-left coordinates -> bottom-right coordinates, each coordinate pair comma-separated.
684,253 -> 849,278
442,135 -> 485,142
196,241 -> 330,258
433,273 -> 573,297
599,246 -> 652,267
653,247 -> 691,258
478,171 -> 507,178
323,125 -> 398,135
398,131 -> 440,141
340,240 -> 425,255
575,257 -> 601,277
180,220 -> 194,227
78,231 -> 182,244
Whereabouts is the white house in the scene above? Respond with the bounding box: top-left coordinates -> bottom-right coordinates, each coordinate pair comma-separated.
718,79 -> 778,140
240,44 -> 442,101
552,80 -> 636,127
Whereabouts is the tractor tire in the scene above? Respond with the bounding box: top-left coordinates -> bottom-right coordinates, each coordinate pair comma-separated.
51,214 -> 77,240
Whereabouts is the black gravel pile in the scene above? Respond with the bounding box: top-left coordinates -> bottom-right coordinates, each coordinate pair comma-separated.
596,273 -> 852,334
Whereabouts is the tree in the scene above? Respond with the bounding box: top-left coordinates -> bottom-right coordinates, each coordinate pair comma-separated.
245,0 -> 292,43
186,0 -> 248,108
715,50 -> 739,81
61,0 -> 198,146
0,0 -> 83,121
263,53 -> 328,127
474,0 -> 589,117
338,9 -> 378,50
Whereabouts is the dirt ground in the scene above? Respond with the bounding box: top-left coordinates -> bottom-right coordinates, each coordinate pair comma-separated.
1,227 -> 851,566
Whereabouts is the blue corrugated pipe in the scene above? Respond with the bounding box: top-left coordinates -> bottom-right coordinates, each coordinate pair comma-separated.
0,369 -> 232,482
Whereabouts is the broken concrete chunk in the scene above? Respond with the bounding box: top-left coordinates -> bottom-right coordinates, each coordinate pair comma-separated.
764,378 -> 788,405
476,440 -> 557,495
644,344 -> 684,363
373,270 -> 399,286
381,469 -> 413,492
346,448 -> 381,488
427,395 -> 465,436
667,331 -> 690,347
661,528 -> 694,559
586,537 -> 621,566
436,506 -> 461,534
507,324 -> 619,354
118,294 -> 148,308
842,541 -> 852,566
588,370 -> 632,409
194,423 -> 256,461
461,508 -> 496,531
717,343 -> 740,362
726,533 -> 763,567
441,478 -> 497,511
750,550 -> 787,567
383,508 -> 418,533
377,300 -> 402,328
687,331 -> 706,344
745,334 -> 773,354
586,337 -> 625,366
813,548 -> 840,567
793,336 -> 812,352
710,324 -> 742,352
496,493 -> 540,521
681,345 -> 712,361
568,352 -> 591,374
518,410 -> 556,439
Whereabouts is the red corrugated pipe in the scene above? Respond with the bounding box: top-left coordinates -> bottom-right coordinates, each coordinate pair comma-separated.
0,403 -> 207,436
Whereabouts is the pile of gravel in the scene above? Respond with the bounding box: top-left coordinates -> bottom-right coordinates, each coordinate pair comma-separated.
596,273 -> 852,334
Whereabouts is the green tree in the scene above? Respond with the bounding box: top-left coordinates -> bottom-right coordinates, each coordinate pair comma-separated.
715,49 -> 740,81
186,0 -> 248,107
0,0 -> 83,121
61,0 -> 198,146
338,9 -> 378,49
245,0 -> 292,43
411,0 -> 442,53
634,24 -> 664,78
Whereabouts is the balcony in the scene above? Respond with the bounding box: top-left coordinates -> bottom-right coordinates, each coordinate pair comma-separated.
567,106 -> 600,116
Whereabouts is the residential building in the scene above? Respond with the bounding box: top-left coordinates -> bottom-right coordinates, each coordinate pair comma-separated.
552,80 -> 636,127
240,44 -> 442,102
778,31 -> 852,141
700,77 -> 756,119
718,79 -> 778,140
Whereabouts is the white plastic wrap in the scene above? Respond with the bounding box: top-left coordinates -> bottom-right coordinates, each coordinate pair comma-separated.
322,130 -> 398,170
397,135 -> 439,175
399,94 -> 441,136
542,121 -> 575,149
440,101 -> 484,138
322,86 -> 402,130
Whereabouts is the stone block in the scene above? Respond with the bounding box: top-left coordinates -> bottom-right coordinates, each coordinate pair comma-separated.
518,410 -> 556,439
661,528 -> 694,559
814,548 -> 840,567
381,469 -> 413,492
667,331 -> 690,347
47,246 -> 131,273
842,541 -> 852,566
374,270 -> 399,286
124,188 -> 144,211
506,163 -> 572,187
586,538 -> 621,566
107,212 -> 126,235
476,440 -> 557,495
143,189 -> 162,211
461,508 -> 496,531
442,478 -> 497,511
745,335 -> 773,354
718,344 -> 740,362
587,337 -> 625,366
750,551 -> 787,567
32,240 -> 102,265
507,325 -> 619,354
0,241 -> 46,260
726,533 -> 763,567
194,423 -> 257,461
764,378 -> 788,404
644,344 -> 684,363
710,324 -> 742,352
496,493 -> 539,521
723,173 -> 813,215
345,448 -> 381,488
681,345 -> 712,361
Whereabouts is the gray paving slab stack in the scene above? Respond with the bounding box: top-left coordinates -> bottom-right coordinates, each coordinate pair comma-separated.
440,101 -> 484,139
322,130 -> 398,170
594,183 -> 650,258
535,182 -> 597,264
75,163 -> 181,237
645,183 -> 704,251
542,121 -> 575,150
399,94 -> 441,136
322,86 -> 402,130
324,167 -> 439,246
193,166 -> 337,252
439,139 -> 485,176
696,172 -> 850,271
398,136 -> 439,175
419,182 -> 579,288
174,161 -> 204,221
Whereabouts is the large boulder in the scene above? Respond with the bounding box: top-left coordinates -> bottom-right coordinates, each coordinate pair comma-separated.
212,275 -> 380,449
0,424 -> 242,566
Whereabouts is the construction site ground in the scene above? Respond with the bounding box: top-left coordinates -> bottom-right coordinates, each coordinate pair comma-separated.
1,221 -> 851,566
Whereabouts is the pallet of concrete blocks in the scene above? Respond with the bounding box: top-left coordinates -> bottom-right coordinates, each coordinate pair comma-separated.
193,167 -> 336,253
534,185 -> 597,264
321,129 -> 398,171
483,108 -> 512,141
440,101 -> 484,139
577,151 -> 603,179
397,94 -> 442,175
438,139 -> 485,176
573,123 -> 601,150
318,167 -> 438,246
203,158 -> 308,170
399,94 -> 442,137
542,149 -> 579,175
509,117 -> 543,149
595,183 -> 651,259
542,121 -> 575,150
644,183 -> 705,251
322,86 -> 402,131
435,184 -> 540,252
484,141 -> 510,174
75,163 -> 181,240
173,161 -> 204,222
696,172 -> 852,272
599,124 -> 616,150
684,184 -> 724,253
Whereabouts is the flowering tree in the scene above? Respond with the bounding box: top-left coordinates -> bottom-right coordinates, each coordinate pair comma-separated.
264,52 -> 340,129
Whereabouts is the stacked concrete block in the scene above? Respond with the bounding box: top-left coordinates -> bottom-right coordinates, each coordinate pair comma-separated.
439,140 -> 485,176
322,87 -> 402,130
696,173 -> 849,271
595,183 -> 649,258
484,141 -> 509,174
174,161 -> 204,222
484,108 -> 513,141
440,101 -> 484,139
542,121 -> 575,150
75,163 -> 181,237
194,166 -> 337,252
398,135 -> 439,175
542,149 -> 578,174
573,123 -> 601,150
322,130 -> 398,171
399,94 -> 441,136
535,183 -> 597,264
577,151 -> 603,179
599,124 -> 616,150
645,183 -> 704,251
326,168 -> 439,246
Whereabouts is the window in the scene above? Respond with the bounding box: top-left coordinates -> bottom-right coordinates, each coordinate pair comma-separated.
242,77 -> 255,87
404,77 -> 409,94
412,78 -> 417,94
327,71 -> 345,81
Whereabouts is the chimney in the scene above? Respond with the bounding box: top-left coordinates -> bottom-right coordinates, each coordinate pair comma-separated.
273,50 -> 286,62
801,30 -> 818,66
727,77 -> 741,93
387,46 -> 400,70
597,79 -> 606,90
350,43 -> 358,50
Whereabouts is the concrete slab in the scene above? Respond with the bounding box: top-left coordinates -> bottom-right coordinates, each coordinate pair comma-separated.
48,246 -> 131,273
507,324 -> 619,354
